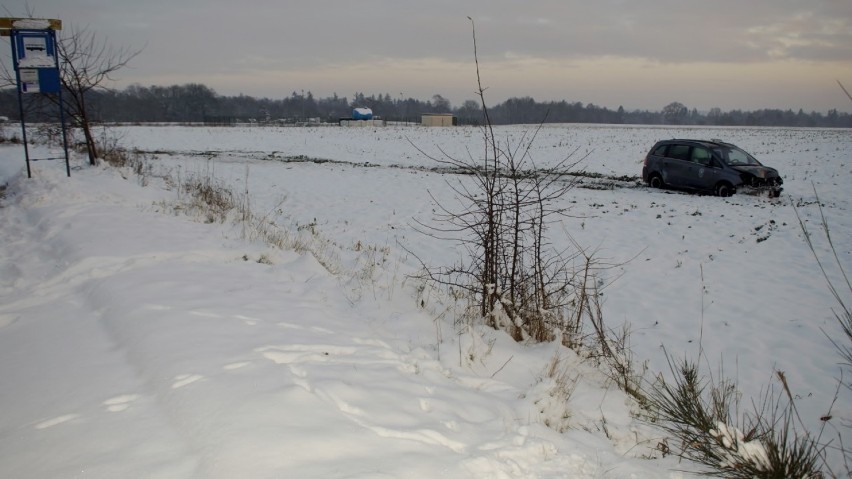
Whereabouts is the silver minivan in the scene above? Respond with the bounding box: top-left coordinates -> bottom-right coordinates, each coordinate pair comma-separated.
642,139 -> 783,197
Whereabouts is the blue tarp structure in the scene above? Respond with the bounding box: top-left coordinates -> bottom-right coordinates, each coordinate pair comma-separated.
352,108 -> 373,120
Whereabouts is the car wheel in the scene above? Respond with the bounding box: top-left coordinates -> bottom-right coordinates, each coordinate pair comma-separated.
649,174 -> 664,189
715,182 -> 734,197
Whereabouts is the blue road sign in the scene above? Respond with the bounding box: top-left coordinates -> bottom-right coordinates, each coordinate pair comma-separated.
12,30 -> 61,94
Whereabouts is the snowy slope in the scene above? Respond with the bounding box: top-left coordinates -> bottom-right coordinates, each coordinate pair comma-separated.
1,123 -> 849,477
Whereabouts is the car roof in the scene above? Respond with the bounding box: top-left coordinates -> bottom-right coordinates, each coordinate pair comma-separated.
656,139 -> 736,149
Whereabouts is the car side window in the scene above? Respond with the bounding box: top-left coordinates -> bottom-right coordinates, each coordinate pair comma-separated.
653,144 -> 668,156
668,144 -> 690,161
691,147 -> 711,166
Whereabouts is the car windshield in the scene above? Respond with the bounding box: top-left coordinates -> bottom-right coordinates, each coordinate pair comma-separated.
715,146 -> 761,166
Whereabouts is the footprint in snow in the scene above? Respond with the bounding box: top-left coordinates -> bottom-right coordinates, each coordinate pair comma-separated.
34,413 -> 81,430
234,314 -> 259,326
103,394 -> 140,412
276,321 -> 304,331
255,344 -> 356,364
171,374 -> 204,389
223,361 -> 252,371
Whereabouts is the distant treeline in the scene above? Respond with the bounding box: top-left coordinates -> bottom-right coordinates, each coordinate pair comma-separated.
2,84 -> 851,128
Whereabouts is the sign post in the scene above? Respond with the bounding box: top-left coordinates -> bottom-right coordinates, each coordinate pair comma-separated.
1,18 -> 70,177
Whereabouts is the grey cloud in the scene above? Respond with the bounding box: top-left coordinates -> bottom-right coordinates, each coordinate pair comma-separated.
8,0 -> 851,111
24,0 -> 851,67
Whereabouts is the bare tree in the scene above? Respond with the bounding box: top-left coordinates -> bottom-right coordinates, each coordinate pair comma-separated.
662,101 -> 689,124
430,94 -> 451,113
56,25 -> 141,165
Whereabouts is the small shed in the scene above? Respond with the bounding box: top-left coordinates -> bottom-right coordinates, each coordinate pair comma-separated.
421,113 -> 457,126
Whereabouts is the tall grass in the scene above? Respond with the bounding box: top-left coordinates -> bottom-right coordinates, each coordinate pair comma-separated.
643,353 -> 826,478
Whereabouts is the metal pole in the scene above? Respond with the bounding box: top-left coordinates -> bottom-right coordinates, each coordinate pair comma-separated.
16,88 -> 31,178
10,29 -> 33,178
51,29 -> 71,177
10,30 -> 32,178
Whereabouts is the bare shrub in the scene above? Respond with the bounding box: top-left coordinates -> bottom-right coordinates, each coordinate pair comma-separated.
409,20 -> 647,421
96,129 -> 128,166
183,176 -> 235,223
0,125 -> 18,144
0,128 -> 13,144
176,161 -> 236,224
33,123 -> 66,148
413,18 -> 593,347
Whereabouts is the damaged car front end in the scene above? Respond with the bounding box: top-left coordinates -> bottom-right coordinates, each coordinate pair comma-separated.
717,144 -> 784,198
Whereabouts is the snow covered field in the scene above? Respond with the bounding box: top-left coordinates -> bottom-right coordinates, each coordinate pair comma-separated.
1,123 -> 849,477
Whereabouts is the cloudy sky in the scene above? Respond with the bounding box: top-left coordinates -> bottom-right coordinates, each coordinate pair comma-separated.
5,0 -> 852,112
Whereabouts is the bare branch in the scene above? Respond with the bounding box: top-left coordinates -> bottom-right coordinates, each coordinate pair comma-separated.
52,24 -> 143,164
838,80 -> 852,104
